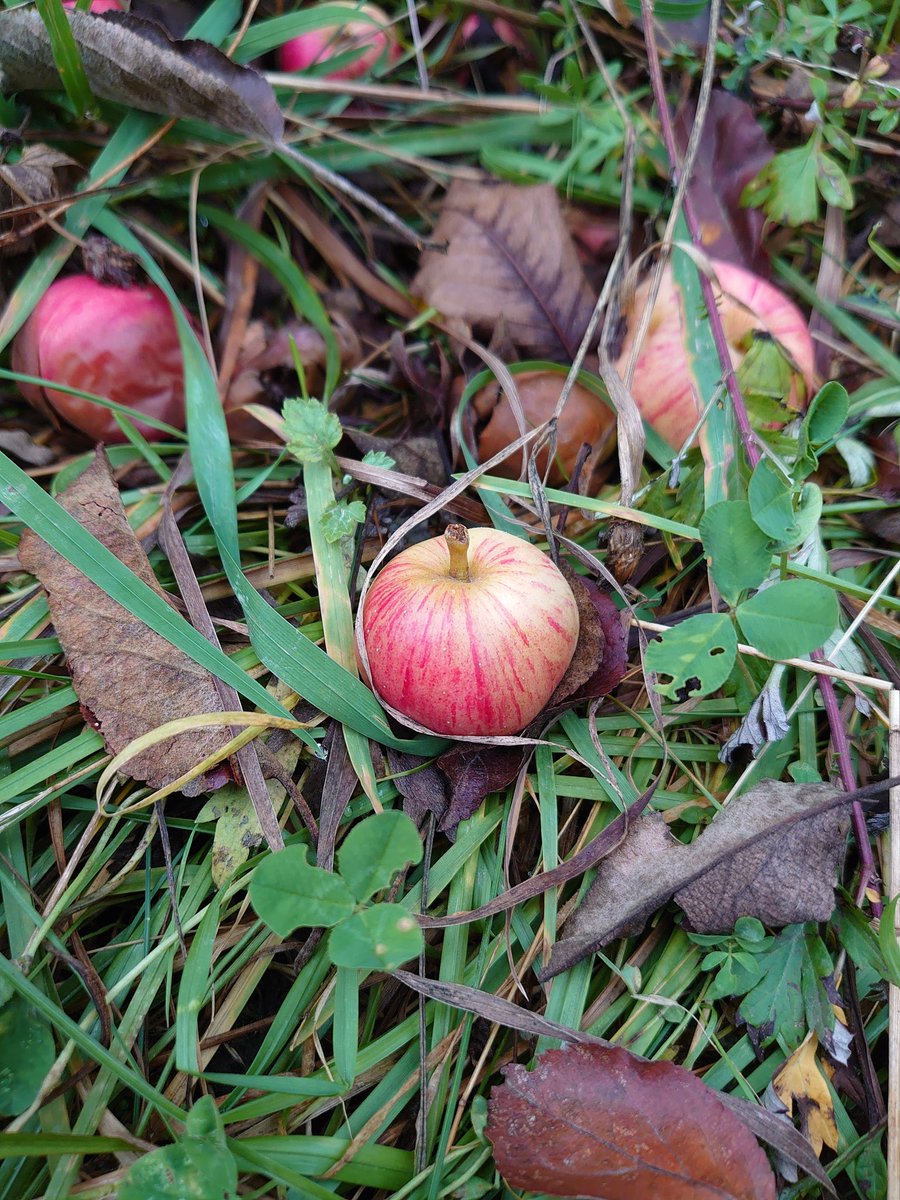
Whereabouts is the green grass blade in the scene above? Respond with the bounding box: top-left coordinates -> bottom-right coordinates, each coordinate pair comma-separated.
33,0 -> 95,118
93,210 -> 441,754
0,451 -> 313,741
201,206 -> 340,397
176,893 -> 220,1073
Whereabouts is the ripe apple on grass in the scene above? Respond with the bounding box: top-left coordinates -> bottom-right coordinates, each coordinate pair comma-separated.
277,3 -> 398,81
615,259 -> 816,450
13,274 -> 188,443
362,525 -> 580,737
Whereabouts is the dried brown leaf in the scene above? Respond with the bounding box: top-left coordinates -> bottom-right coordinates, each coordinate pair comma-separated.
0,9 -> 283,142
0,144 -> 78,256
546,780 -> 848,976
487,1043 -> 776,1200
675,90 -> 773,276
412,180 -> 596,361
551,573 -> 627,705
18,451 -> 233,795
437,742 -> 525,836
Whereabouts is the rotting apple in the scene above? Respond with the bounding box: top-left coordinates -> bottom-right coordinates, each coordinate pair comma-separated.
277,3 -> 398,80
474,371 -> 616,485
13,274 -> 187,443
362,524 -> 580,737
615,259 -> 815,450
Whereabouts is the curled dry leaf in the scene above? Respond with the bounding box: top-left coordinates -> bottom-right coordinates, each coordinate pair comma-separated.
225,318 -> 362,439
0,144 -> 78,256
545,780 -> 848,978
412,180 -> 596,361
551,572 -> 627,705
674,90 -> 774,276
773,1037 -> 839,1158
0,8 -> 284,143
436,742 -> 524,836
18,451 -> 233,796
487,1043 -> 776,1200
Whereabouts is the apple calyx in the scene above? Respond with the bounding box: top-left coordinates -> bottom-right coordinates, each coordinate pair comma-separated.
445,523 -> 471,581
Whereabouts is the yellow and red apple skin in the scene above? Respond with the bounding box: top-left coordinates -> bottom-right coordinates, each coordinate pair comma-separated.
362,528 -> 580,737
616,260 -> 816,450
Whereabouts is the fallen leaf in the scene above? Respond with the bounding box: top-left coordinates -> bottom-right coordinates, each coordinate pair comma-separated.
0,144 -> 78,256
17,451 -> 233,795
773,1037 -> 839,1157
412,180 -> 596,361
385,749 -> 448,829
345,429 -> 449,487
0,9 -> 284,143
545,780 -> 848,977
197,741 -> 300,887
437,742 -> 524,836
487,1043 -> 776,1200
552,573 -> 628,705
675,90 -> 774,276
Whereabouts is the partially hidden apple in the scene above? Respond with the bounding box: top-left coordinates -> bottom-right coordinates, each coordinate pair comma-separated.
362,525 -> 580,737
615,259 -> 815,450
13,275 -> 187,443
474,371 -> 616,485
277,3 -> 398,80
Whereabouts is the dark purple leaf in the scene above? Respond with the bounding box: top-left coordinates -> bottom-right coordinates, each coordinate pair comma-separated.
675,90 -> 774,276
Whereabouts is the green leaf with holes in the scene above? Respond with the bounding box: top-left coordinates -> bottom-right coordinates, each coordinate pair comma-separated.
736,580 -> 839,660
328,903 -> 424,971
699,501 -> 772,604
645,614 -> 738,700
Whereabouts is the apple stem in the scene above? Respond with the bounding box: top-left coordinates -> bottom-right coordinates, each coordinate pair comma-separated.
445,524 -> 471,581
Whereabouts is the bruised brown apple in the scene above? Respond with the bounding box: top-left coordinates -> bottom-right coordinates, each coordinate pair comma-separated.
474,371 -> 616,484
615,259 -> 815,450
362,524 -> 580,737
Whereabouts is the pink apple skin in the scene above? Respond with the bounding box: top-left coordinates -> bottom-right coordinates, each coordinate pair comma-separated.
13,275 -> 187,443
277,4 -> 397,81
362,527 -> 580,737
616,260 -> 815,450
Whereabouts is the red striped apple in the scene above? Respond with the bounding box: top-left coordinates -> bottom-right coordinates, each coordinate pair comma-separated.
362,525 -> 580,737
13,275 -> 187,443
277,3 -> 398,80
616,259 -> 815,450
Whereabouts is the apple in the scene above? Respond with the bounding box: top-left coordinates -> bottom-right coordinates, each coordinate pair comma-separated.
13,275 -> 187,443
615,259 -> 815,450
277,3 -> 398,81
63,1 -> 125,11
473,371 -> 616,485
362,525 -> 580,737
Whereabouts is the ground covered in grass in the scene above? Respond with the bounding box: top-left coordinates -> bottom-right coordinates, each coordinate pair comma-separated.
0,1 -> 898,1198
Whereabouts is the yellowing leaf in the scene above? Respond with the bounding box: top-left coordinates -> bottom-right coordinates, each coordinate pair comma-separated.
773,1036 -> 838,1157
